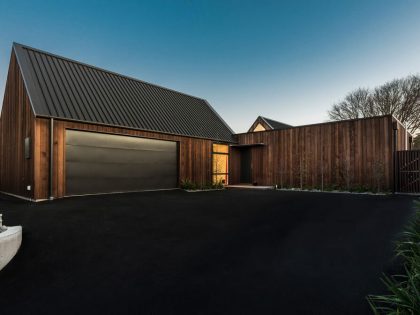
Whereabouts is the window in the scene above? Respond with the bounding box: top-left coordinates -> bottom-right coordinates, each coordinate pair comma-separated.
253,123 -> 266,132
212,143 -> 229,184
24,137 -> 31,159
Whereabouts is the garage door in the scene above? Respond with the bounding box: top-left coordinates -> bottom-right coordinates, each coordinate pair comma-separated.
65,130 -> 178,196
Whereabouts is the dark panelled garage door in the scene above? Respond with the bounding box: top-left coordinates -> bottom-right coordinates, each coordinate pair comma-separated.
65,130 -> 178,196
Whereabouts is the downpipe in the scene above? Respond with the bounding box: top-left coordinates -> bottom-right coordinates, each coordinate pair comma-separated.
49,118 -> 54,200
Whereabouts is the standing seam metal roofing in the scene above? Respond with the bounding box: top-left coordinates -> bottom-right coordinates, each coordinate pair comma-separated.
13,43 -> 235,142
260,116 -> 292,130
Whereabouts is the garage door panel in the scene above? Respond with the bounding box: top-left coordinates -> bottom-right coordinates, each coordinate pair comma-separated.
67,145 -> 176,165
65,130 -> 178,196
66,177 -> 176,195
66,131 -> 176,152
66,161 -> 177,180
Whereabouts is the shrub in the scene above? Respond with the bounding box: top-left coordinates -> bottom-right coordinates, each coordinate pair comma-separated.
367,201 -> 420,314
180,179 -> 196,190
201,182 -> 213,190
212,180 -> 224,190
181,179 -> 224,190
351,185 -> 370,193
323,185 -> 334,191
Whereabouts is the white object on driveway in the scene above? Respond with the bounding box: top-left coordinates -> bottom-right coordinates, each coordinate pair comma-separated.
0,225 -> 22,271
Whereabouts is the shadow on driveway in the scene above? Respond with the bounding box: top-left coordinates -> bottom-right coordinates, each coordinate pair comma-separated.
0,190 -> 416,314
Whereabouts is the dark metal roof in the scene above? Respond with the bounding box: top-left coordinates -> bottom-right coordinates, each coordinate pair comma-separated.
13,43 -> 234,142
260,116 -> 292,130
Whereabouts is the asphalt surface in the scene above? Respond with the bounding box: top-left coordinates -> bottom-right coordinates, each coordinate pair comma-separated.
0,189 -> 416,314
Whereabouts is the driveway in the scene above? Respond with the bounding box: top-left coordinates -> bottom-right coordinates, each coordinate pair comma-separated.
0,190 -> 416,314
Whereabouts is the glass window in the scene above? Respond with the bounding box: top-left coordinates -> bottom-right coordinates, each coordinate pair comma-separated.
212,174 -> 227,184
213,143 -> 229,153
213,153 -> 228,174
253,123 -> 266,132
212,144 -> 229,185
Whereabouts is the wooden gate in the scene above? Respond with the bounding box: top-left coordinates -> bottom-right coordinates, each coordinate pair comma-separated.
395,150 -> 420,193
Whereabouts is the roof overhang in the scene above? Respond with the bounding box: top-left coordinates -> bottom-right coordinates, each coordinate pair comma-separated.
230,143 -> 266,148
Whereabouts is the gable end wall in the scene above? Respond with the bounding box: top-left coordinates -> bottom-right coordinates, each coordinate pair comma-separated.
0,51 -> 35,199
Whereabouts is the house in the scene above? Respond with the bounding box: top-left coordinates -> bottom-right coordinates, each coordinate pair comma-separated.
231,115 -> 411,191
0,43 -> 415,201
0,43 -> 233,200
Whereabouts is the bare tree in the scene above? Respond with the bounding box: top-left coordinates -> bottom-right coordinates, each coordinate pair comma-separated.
328,75 -> 420,135
329,88 -> 372,120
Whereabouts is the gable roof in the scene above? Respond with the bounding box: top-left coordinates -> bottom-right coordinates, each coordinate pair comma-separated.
260,116 -> 292,130
248,116 -> 292,132
13,43 -> 234,142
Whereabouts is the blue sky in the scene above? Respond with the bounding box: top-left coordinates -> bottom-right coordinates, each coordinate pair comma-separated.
1,0 -> 420,132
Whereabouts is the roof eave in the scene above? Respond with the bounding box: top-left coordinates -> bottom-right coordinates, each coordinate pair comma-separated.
34,114 -> 237,143
259,116 -> 274,129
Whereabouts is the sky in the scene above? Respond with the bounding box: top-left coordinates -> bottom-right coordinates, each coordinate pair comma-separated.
1,0 -> 420,133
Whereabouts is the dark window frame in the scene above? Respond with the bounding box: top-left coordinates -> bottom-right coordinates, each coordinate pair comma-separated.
212,143 -> 229,184
24,137 -> 31,159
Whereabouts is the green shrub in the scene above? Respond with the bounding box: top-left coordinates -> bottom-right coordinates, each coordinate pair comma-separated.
181,179 -> 224,190
212,180 -> 224,189
201,182 -> 213,190
367,200 -> 420,314
180,179 -> 196,190
275,183 -> 391,194
351,185 -> 370,193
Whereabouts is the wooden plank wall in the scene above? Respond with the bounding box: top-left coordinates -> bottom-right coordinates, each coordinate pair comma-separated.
232,116 -> 398,191
34,118 -> 215,199
0,52 -> 35,199
0,51 -> 410,199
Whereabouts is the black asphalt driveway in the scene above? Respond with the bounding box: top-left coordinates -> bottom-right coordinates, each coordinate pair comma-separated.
0,190 -> 416,314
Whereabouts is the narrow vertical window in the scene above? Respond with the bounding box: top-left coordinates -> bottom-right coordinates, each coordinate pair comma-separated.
24,137 -> 31,159
212,144 -> 229,185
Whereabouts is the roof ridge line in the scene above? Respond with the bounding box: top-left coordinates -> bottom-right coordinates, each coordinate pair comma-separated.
260,115 -> 292,127
12,42 -> 206,102
259,116 -> 274,129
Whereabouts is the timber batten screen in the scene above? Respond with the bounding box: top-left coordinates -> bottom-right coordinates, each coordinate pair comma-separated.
395,150 -> 420,193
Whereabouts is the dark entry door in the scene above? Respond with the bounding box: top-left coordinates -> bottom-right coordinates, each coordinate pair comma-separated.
240,148 -> 251,183
65,130 -> 178,196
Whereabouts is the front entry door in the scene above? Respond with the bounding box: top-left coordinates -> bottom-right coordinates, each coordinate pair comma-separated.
240,149 -> 251,183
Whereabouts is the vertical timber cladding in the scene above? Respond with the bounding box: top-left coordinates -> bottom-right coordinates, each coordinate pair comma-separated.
65,130 -> 178,195
233,115 -> 396,191
33,118 -> 215,199
0,51 -> 35,199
